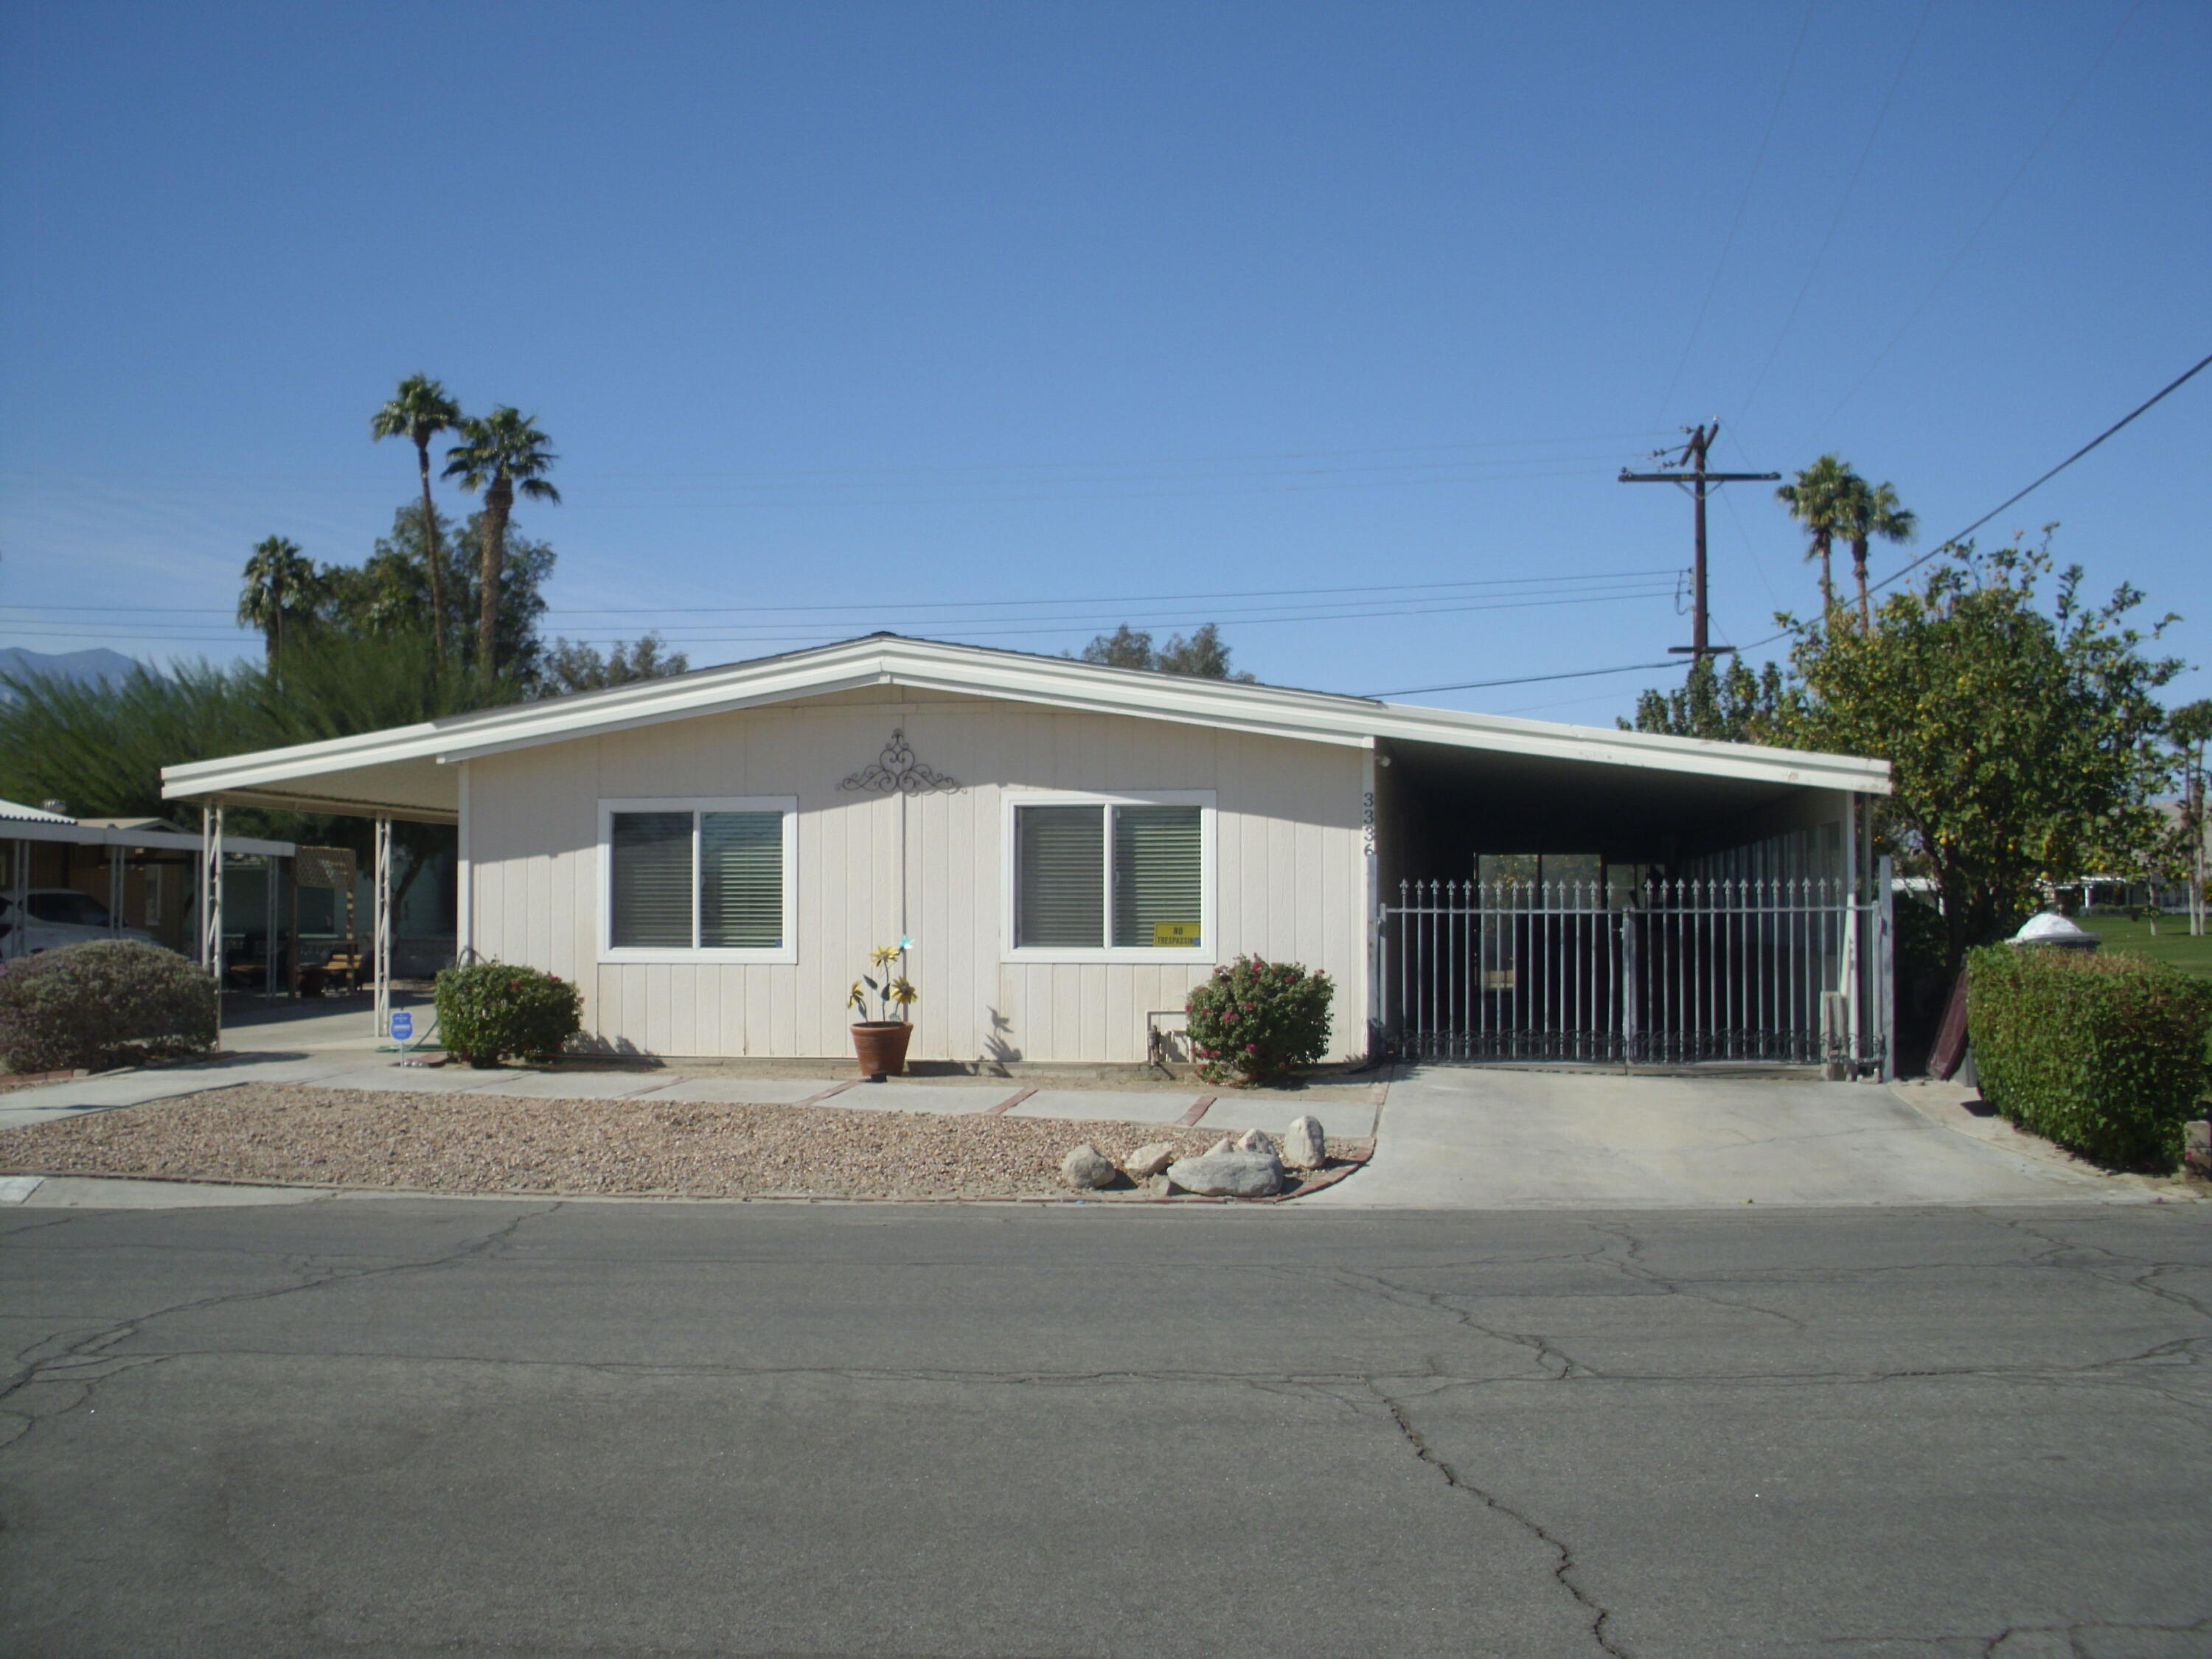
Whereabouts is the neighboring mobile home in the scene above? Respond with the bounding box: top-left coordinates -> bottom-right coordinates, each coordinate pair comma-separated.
161,635 -> 1893,1072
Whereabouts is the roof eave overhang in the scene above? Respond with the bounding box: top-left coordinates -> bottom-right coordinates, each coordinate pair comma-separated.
158,637 -> 1891,807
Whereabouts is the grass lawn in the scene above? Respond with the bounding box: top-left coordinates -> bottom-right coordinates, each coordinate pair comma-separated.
2077,913 -> 2212,977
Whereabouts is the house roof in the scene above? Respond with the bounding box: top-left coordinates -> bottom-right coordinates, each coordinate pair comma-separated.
161,633 -> 1890,823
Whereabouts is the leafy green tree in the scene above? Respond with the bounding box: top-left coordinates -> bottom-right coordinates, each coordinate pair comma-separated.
0,630 -> 510,919
443,407 -> 560,692
1627,654 -> 1795,742
1787,535 -> 2181,969
538,632 -> 691,698
370,375 -> 463,675
1077,624 -> 1158,669
1154,622 -> 1256,681
235,535 -> 319,674
1833,472 -> 1917,627
1075,622 -> 1255,680
314,501 -> 558,686
1775,454 -> 1854,612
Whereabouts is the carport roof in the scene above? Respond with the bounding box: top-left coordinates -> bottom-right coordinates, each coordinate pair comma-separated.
160,633 -> 1889,824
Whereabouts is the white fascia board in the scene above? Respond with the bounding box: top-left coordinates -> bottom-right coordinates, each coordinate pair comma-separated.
156,635 -> 1889,802
1365,703 -> 1893,794
874,662 -> 1371,749
162,721 -> 448,798
431,669 -> 888,762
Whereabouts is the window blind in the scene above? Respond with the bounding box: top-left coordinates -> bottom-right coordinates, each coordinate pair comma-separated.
699,811 -> 783,948
1111,804 -> 1202,947
610,812 -> 695,947
1016,804 -> 1105,947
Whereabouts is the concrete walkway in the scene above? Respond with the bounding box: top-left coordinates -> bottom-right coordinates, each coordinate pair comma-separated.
1302,1065 -> 2195,1208
0,998 -> 1379,1141
4,995 -> 2191,1211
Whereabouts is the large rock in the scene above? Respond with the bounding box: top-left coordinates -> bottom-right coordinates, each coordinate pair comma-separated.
1164,1150 -> 1286,1198
1208,1135 -> 1237,1155
1122,1141 -> 1179,1180
1281,1116 -> 1326,1170
1060,1144 -> 1116,1190
1236,1128 -> 1274,1153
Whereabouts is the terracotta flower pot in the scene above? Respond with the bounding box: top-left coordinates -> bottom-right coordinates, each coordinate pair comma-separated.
850,1020 -> 914,1080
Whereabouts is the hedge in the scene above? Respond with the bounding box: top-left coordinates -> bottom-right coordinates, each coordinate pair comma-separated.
1966,944 -> 2212,1172
0,941 -> 218,1074
434,960 -> 582,1068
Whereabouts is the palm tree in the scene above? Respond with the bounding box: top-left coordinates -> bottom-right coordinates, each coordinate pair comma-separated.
1776,454 -> 1854,613
1834,474 -> 1917,627
236,535 -> 318,678
370,375 -> 463,672
442,407 -> 560,692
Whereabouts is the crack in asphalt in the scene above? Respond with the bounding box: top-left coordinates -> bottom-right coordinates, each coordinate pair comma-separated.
1367,1381 -> 1627,1658
5,1201 -> 2210,1655
1590,1220 -> 1809,1330
1326,1262 -> 1599,1380
0,1201 -> 563,1455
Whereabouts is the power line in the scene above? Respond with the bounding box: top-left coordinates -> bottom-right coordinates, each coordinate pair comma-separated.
1813,0 -> 2144,437
1366,661 -> 1684,698
5,585 -> 1688,653
0,567 -> 1680,619
1648,0 -> 1817,426
1869,348 -> 2212,595
1736,0 -> 1935,425
1722,348 -> 2212,658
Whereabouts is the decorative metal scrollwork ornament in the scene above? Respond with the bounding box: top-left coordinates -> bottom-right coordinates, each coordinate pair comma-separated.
840,728 -> 959,796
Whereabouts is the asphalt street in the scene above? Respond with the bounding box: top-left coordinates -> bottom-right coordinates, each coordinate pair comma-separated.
4,1198 -> 2208,1658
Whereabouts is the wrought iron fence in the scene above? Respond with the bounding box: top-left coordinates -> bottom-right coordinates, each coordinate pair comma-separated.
1381,877 -> 1882,1068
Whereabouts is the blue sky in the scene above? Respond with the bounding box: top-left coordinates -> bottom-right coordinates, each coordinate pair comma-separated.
2,1 -> 2205,722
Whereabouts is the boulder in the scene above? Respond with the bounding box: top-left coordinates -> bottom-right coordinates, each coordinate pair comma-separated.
1281,1116 -> 1326,1170
1122,1141 -> 1179,1180
1208,1135 -> 1237,1155
1060,1144 -> 1116,1190
1164,1150 -> 1286,1199
1236,1128 -> 1274,1153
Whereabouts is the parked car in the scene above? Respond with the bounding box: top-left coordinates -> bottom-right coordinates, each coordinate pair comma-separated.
0,889 -> 159,958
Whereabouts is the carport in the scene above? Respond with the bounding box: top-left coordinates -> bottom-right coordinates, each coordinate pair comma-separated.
1371,728 -> 1891,1075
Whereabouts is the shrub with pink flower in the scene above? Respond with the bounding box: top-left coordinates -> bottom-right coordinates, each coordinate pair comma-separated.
1184,954 -> 1334,1085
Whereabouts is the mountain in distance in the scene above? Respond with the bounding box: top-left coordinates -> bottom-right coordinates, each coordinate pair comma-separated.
0,647 -> 139,691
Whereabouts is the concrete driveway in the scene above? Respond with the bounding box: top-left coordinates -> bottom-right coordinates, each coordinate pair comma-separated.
1307,1065 -> 2184,1208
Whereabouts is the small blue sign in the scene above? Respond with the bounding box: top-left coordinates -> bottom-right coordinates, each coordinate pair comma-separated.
389,1010 -> 413,1043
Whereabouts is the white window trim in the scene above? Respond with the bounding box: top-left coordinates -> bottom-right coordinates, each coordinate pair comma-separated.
598,796 -> 798,964
1001,788 -> 1217,964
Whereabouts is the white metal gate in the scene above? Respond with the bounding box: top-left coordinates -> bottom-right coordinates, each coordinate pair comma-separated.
1380,876 -> 1887,1070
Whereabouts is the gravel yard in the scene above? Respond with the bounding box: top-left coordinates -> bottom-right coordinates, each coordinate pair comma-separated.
0,1085 -> 1366,1200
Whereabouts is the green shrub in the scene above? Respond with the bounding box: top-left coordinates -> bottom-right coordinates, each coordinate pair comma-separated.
0,940 -> 218,1074
434,961 -> 583,1068
1967,945 -> 2212,1171
1186,955 -> 1335,1085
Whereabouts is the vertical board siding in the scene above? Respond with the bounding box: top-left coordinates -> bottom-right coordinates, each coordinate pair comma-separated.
467,689 -> 1368,1062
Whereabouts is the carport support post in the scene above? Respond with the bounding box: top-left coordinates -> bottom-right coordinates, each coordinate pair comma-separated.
200,806 -> 223,1043
372,818 -> 392,1042
1876,855 -> 1896,1082
262,854 -> 278,998
1840,794 -> 1862,1077
1363,747 -> 1382,1061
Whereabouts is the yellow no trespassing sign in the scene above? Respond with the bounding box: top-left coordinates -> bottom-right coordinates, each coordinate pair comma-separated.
1152,921 -> 1202,947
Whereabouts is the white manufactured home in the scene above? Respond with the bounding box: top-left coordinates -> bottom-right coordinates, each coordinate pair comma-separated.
162,635 -> 1894,1073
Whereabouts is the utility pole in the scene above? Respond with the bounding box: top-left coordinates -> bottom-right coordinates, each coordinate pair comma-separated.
1619,421 -> 1778,661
